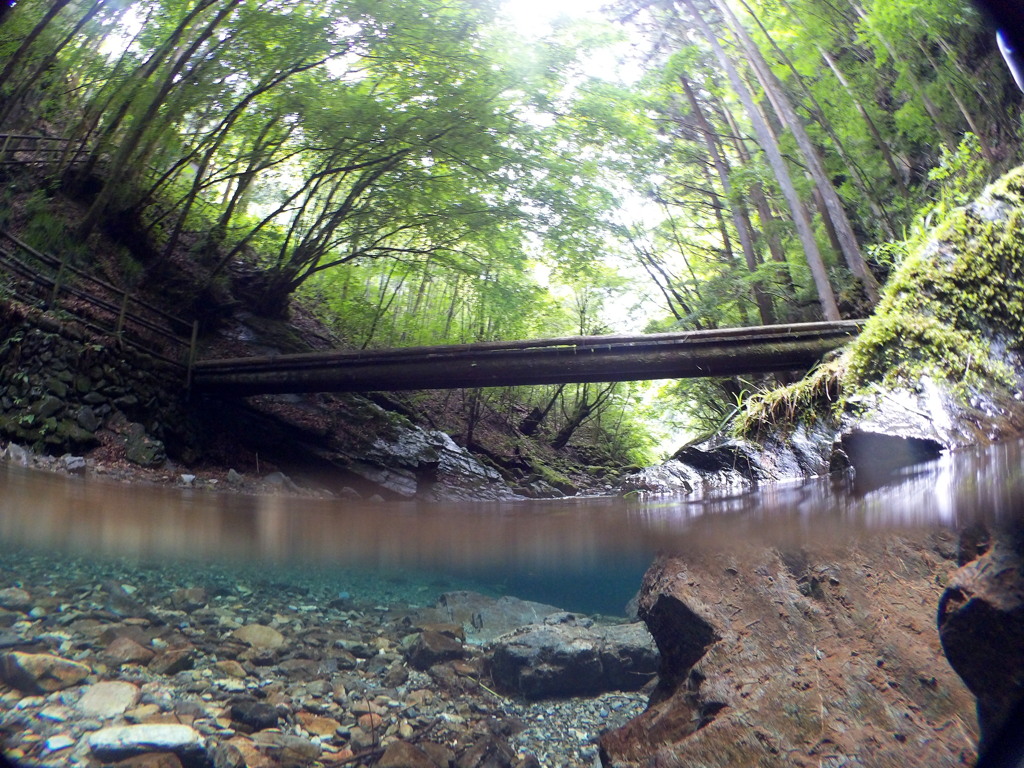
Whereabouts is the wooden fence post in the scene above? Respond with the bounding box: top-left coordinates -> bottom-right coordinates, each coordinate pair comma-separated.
48,251 -> 69,307
186,320 -> 200,390
115,289 -> 130,345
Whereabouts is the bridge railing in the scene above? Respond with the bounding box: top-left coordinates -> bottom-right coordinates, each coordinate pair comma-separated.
0,133 -> 85,167
0,229 -> 196,372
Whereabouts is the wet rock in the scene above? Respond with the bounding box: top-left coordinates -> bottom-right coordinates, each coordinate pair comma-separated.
0,586 -> 31,612
0,651 -> 91,693
77,681 -> 141,718
232,623 -> 285,650
88,724 -> 206,763
63,454 -> 87,475
76,405 -> 101,433
230,700 -> 281,732
125,423 -> 166,467
104,636 -> 156,665
296,711 -> 340,738
601,544 -> 976,767
417,591 -> 563,643
214,660 -> 247,679
250,731 -> 321,768
407,629 -> 465,670
170,587 -> 208,611
938,530 -> 1024,752
486,620 -> 657,699
378,740 -> 436,768
149,647 -> 196,675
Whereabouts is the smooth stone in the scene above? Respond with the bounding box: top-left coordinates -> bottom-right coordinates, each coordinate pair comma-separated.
77,680 -> 140,718
230,700 -> 280,732
213,660 -> 247,679
250,732 -> 321,768
107,753 -> 184,768
232,624 -> 284,650
297,712 -> 341,737
377,740 -> 436,768
0,651 -> 91,694
105,636 -> 156,665
88,724 -> 205,762
43,734 -> 76,753
0,587 -> 32,611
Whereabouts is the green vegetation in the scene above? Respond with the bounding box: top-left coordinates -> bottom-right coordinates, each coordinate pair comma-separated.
1,0 -> 1023,463
738,163 -> 1024,437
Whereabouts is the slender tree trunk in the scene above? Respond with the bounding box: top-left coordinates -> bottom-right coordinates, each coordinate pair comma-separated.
912,36 -> 996,163
713,0 -> 879,304
846,0 -> 958,152
0,0 -> 106,126
816,44 -> 909,195
680,0 -> 840,320
0,0 -> 74,92
680,74 -> 775,325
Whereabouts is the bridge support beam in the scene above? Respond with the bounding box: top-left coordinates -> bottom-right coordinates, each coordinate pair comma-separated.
192,321 -> 862,396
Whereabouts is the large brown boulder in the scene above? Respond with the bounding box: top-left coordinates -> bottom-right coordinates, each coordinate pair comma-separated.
600,537 -> 978,767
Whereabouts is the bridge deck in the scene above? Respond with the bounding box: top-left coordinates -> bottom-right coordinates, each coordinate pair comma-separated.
191,320 -> 862,395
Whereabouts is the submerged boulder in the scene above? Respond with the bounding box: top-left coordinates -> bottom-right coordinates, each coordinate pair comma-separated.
486,615 -> 657,699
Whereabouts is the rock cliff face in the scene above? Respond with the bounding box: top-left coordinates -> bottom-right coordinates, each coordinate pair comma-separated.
600,534 -> 978,767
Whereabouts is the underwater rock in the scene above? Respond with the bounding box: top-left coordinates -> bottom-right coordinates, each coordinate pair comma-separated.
417,591 -> 563,644
76,680 -> 140,718
230,700 -> 282,732
88,724 -> 206,764
0,651 -> 91,693
486,618 -> 658,699
938,529 -> 1024,753
232,623 -> 285,650
600,543 -> 977,767
377,740 -> 437,768
103,635 -> 155,665
0,586 -> 32,612
250,731 -> 321,768
406,629 -> 466,670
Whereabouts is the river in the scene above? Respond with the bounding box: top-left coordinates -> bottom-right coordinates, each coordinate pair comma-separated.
1,439 -> 1022,766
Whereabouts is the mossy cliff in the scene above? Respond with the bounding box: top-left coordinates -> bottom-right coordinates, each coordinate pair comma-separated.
740,165 -> 1024,456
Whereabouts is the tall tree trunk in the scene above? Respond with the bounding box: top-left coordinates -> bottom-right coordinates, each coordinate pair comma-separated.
815,44 -> 909,195
733,0 -> 898,238
846,0 -> 959,152
712,0 -> 879,304
680,74 -> 776,325
679,0 -> 840,320
0,0 -> 74,93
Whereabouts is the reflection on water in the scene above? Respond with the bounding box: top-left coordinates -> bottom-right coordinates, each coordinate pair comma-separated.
2,437 -> 1024,611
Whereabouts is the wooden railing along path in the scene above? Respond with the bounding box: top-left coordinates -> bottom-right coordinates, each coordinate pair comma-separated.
0,229 -> 197,372
0,133 -> 85,167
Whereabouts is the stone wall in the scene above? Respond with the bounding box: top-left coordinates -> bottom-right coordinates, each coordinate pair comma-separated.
0,300 -> 196,463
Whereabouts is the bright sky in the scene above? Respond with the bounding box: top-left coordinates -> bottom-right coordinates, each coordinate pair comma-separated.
498,0 -> 608,37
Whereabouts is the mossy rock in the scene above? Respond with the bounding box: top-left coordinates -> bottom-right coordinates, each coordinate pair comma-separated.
738,165 -> 1024,441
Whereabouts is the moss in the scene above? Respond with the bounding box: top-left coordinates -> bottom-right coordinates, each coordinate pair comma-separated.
735,165 -> 1024,436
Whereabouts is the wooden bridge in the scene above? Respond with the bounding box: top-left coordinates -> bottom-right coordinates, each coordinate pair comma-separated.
191,320 -> 861,395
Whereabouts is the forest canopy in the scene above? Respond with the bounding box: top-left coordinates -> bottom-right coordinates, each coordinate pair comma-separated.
0,0 -> 1021,457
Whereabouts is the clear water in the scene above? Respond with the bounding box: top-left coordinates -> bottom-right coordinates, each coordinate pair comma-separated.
2,438 -> 1024,615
